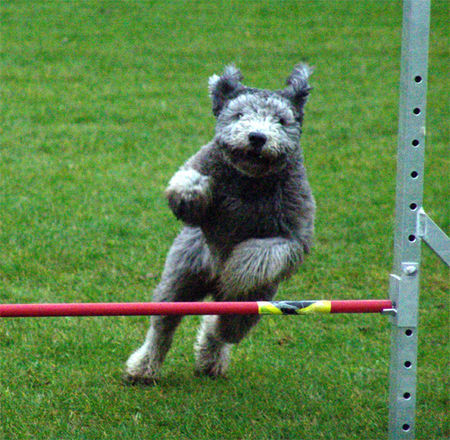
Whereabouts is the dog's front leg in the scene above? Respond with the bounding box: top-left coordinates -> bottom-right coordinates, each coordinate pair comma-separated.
220,237 -> 306,294
165,167 -> 212,226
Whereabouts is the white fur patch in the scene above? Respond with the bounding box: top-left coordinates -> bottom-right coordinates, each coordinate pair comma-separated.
166,168 -> 210,197
208,74 -> 220,95
126,341 -> 152,374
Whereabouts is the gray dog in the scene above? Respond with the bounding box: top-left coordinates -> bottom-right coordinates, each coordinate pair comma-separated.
125,64 -> 315,383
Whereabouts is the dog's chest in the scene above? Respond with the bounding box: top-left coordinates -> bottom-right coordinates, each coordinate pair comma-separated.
211,178 -> 293,239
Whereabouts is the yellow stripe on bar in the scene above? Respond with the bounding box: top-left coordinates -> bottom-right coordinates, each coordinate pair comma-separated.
298,300 -> 331,314
257,301 -> 332,315
257,302 -> 284,315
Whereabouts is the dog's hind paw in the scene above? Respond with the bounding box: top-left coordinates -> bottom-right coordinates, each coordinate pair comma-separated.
123,372 -> 159,386
194,363 -> 228,379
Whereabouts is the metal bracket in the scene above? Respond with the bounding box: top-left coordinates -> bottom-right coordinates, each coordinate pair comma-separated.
382,308 -> 398,317
417,208 -> 450,265
389,264 -> 419,329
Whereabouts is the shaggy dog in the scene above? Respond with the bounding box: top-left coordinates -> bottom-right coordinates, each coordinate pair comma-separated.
125,64 -> 315,383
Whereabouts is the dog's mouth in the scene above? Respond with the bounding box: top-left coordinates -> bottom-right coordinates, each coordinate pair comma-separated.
229,147 -> 283,165
232,149 -> 265,162
217,140 -> 288,176
224,146 -> 287,177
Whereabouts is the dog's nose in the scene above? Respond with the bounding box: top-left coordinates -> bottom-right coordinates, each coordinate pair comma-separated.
248,132 -> 267,150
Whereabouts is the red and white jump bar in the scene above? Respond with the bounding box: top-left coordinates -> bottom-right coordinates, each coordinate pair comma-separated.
0,300 -> 394,318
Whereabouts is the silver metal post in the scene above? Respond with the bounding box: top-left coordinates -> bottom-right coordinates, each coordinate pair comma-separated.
388,1 -> 431,439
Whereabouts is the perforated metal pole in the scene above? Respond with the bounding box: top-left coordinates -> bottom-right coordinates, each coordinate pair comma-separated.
388,1 -> 431,438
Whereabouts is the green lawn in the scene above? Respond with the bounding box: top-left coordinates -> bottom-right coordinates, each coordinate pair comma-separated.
0,1 -> 448,439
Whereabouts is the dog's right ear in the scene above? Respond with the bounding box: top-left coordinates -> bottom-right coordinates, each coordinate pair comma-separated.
209,65 -> 245,117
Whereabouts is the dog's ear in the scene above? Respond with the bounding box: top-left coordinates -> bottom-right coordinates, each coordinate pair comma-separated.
209,65 -> 245,117
281,64 -> 313,121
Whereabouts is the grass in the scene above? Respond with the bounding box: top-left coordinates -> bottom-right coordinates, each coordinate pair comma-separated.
0,0 -> 448,439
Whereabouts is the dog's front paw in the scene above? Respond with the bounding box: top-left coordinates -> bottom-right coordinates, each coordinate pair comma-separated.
165,169 -> 212,225
124,344 -> 161,385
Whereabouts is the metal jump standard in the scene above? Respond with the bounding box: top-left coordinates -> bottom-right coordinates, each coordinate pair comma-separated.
387,1 -> 449,439
0,1 -> 448,439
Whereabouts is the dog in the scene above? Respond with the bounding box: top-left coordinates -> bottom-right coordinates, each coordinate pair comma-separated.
125,64 -> 315,383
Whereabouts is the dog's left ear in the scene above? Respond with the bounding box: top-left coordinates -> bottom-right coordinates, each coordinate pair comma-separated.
281,64 -> 313,121
209,65 -> 245,117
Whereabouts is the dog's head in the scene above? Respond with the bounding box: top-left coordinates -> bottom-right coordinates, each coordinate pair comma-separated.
209,64 -> 312,177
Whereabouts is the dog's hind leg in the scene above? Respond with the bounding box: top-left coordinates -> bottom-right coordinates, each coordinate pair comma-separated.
194,313 -> 262,378
125,227 -> 214,384
194,315 -> 233,377
194,285 -> 277,377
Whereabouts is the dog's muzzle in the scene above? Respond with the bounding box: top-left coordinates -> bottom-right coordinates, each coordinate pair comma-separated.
248,132 -> 267,152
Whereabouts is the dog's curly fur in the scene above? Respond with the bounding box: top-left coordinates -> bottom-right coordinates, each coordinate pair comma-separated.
125,64 -> 315,383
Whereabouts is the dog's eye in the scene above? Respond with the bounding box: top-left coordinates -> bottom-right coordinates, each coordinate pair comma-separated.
279,117 -> 287,126
235,112 -> 243,120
